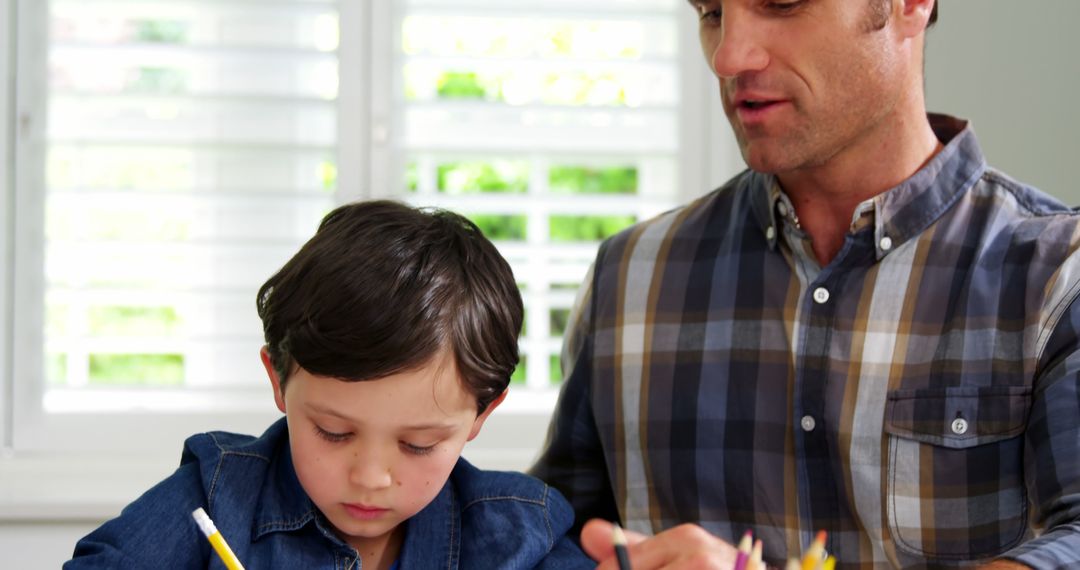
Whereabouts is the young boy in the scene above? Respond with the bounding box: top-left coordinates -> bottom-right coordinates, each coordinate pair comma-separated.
65,200 -> 594,569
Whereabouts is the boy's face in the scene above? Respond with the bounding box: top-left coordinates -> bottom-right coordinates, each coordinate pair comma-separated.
261,347 -> 503,555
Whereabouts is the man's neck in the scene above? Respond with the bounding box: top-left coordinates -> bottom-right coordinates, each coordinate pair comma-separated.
777,109 -> 942,266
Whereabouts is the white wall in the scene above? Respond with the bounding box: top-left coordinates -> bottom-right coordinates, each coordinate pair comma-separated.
2,523 -> 99,569
5,2 -> 1080,568
924,1 -> 1080,203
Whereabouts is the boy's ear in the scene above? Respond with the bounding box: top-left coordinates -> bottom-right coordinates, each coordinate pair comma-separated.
260,346 -> 288,414
467,389 -> 508,441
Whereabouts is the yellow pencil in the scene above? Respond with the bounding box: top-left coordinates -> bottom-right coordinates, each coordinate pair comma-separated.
749,538 -> 764,570
800,530 -> 827,570
192,507 -> 246,570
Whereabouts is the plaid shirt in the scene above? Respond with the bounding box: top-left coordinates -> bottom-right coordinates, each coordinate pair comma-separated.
531,115 -> 1080,568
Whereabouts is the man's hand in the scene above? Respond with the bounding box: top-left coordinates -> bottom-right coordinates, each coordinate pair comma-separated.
581,518 -> 738,569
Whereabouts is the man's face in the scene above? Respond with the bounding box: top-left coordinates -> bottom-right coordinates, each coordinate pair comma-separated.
691,0 -> 906,174
267,349 -> 497,555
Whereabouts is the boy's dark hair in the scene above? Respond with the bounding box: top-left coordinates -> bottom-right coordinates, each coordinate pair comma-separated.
256,200 -> 523,414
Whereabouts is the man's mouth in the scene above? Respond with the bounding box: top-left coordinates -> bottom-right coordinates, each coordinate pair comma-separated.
740,100 -> 777,110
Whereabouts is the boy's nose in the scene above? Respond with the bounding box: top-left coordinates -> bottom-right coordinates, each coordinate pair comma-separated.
349,450 -> 394,489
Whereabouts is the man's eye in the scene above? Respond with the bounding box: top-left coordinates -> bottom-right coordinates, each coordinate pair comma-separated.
698,8 -> 722,23
314,426 -> 350,443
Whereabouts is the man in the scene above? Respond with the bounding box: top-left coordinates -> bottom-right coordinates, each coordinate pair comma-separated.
531,0 -> 1080,568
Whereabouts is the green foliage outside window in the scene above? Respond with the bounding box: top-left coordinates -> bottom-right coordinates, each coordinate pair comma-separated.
318,161 -> 337,192
510,355 -> 527,385
46,353 -> 68,386
541,71 -> 626,106
549,354 -> 563,384
127,67 -> 188,94
549,214 -> 636,242
466,214 -> 527,241
436,71 -> 490,100
88,306 -> 181,336
550,308 -> 570,337
549,166 -> 637,194
405,162 -> 419,192
88,354 -> 184,386
438,161 -> 528,194
134,20 -> 189,44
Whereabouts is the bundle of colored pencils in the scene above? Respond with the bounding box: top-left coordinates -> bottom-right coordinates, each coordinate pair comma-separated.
784,530 -> 835,570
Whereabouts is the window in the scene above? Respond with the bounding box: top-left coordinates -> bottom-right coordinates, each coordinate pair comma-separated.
396,0 -> 684,398
12,0 -> 341,452
3,0 -> 720,475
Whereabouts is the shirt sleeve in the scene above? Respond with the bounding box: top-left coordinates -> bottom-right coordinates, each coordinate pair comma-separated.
1002,293 -> 1080,567
529,262 -> 620,535
63,462 -> 211,570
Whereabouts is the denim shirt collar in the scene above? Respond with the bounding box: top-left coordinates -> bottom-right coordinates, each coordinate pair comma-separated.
251,421 -> 321,541
249,418 -> 462,568
753,113 -> 988,260
398,481 -> 460,568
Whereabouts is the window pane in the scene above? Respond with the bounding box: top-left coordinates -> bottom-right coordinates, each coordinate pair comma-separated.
40,0 -> 339,406
399,0 -> 681,390
549,214 -> 637,242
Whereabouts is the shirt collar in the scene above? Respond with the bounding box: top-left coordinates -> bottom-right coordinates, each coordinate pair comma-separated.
252,419 -> 322,540
397,478 -> 460,568
753,113 -> 987,259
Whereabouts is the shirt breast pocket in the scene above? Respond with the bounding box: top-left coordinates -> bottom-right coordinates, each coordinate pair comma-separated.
883,385 -> 1032,561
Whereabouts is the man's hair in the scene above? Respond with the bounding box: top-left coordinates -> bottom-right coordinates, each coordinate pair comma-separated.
256,200 -> 524,413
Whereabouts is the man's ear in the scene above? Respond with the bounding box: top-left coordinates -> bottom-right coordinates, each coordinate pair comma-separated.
896,0 -> 935,38
260,346 -> 287,414
467,389 -> 508,441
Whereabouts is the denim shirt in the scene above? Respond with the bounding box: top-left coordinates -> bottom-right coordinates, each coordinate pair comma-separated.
66,418 -> 593,569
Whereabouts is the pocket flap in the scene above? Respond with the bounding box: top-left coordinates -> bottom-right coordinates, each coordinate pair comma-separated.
885,385 -> 1032,449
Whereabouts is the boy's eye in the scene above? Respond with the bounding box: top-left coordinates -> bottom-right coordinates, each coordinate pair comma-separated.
401,441 -> 437,456
314,425 -> 351,443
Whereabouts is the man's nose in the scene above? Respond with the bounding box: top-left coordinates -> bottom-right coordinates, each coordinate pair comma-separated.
709,13 -> 769,78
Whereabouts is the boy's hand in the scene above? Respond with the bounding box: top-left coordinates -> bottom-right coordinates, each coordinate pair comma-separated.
581,518 -> 738,569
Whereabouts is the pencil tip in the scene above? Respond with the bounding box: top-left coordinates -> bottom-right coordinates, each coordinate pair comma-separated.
612,522 -> 627,546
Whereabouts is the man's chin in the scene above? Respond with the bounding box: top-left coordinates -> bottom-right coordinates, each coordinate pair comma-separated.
741,146 -> 792,174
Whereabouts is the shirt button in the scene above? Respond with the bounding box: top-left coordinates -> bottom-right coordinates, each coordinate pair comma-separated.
951,417 -> 968,435
812,287 -> 830,304
777,202 -> 789,217
801,415 -> 816,432
766,226 -> 775,240
879,236 -> 893,251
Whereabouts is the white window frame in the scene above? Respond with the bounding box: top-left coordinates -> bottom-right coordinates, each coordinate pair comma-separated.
1,0 -> 13,460
0,0 -> 737,522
